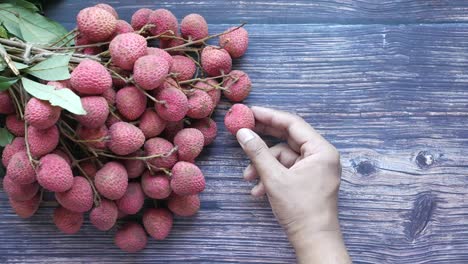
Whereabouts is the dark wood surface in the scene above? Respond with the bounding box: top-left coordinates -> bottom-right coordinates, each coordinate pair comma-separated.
1,1 -> 468,263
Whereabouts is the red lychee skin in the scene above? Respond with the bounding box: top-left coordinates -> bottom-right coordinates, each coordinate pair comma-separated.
9,192 -> 41,219
107,122 -> 145,155
155,87 -> 189,122
163,120 -> 185,142
219,27 -> 249,58
201,46 -> 232,76
75,34 -> 90,46
105,113 -> 124,128
83,46 -> 103,55
80,161 -> 97,178
95,3 -> 118,19
134,55 -> 170,90
174,128 -> 204,162
143,208 -> 173,240
139,108 -> 167,139
114,222 -> 147,253
109,32 -> 147,71
3,174 -> 39,201
109,66 -> 130,88
115,86 -> 147,120
53,206 -> 84,234
148,9 -> 178,39
94,162 -> 128,200
116,182 -> 145,215
117,210 -> 128,219
90,198 -> 118,231
123,151 -> 145,179
28,125 -> 59,158
74,96 -> 109,128
141,171 -> 171,199
181,14 -> 208,41
102,87 -> 116,106
24,98 -> 61,129
170,55 -> 196,81
70,59 -> 112,95
47,81 -> 66,90
77,7 -> 116,42
170,161 -> 206,195
190,117 -> 218,146
168,193 -> 200,217
7,151 -> 36,184
0,91 -> 15,114
2,137 -> 26,167
131,8 -> 152,31
224,104 -> 255,135
6,115 -> 25,137
76,125 -> 108,150
51,149 -> 72,166
144,137 -> 178,169
157,77 -> 179,91
193,79 -> 221,106
56,176 -> 93,213
159,34 -> 184,55
187,89 -> 215,119
109,19 -> 134,40
223,70 -> 252,102
147,47 -> 174,68
36,154 -> 74,192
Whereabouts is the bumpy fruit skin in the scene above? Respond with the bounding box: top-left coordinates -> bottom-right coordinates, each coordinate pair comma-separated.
170,161 -> 205,195
159,34 -> 184,55
83,46 -> 103,55
90,198 -> 118,231
116,182 -> 145,215
163,120 -> 184,142
94,162 -> 128,200
123,151 -> 145,179
75,96 -> 109,128
155,87 -> 188,122
6,114 -> 25,136
0,91 -> 14,114
80,161 -> 97,178
115,86 -> 147,120
53,206 -> 84,234
180,14 -> 208,41
168,193 -> 200,217
223,70 -> 251,102
7,151 -> 36,184
143,208 -> 173,240
95,3 -> 118,18
110,66 -> 130,88
114,222 -> 147,253
56,176 -> 93,213
139,108 -> 167,139
70,59 -> 112,95
193,79 -> 221,106
109,32 -> 147,70
107,122 -> 145,155
147,47 -> 174,68
37,154 -> 74,192
131,8 -> 152,30
28,125 -> 59,158
9,192 -> 41,219
51,149 -> 72,166
77,7 -> 117,42
148,9 -> 178,39
219,27 -> 249,58
109,19 -> 134,39
190,117 -> 218,146
141,171 -> 171,199
144,137 -> 178,169
170,55 -> 196,81
224,104 -> 255,135
24,98 -> 61,129
102,87 -> 116,106
2,137 -> 26,167
201,46 -> 232,76
76,125 -> 108,150
3,174 -> 39,201
134,55 -> 170,90
187,89 -> 214,119
174,128 -> 204,162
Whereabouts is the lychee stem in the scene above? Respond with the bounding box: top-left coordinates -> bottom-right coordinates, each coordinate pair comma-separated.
23,122 -> 39,167
95,146 -> 178,161
8,85 -> 24,119
49,28 -> 78,47
133,84 -> 166,104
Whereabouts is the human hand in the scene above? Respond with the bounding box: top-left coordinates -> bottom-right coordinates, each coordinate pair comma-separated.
236,106 -> 351,264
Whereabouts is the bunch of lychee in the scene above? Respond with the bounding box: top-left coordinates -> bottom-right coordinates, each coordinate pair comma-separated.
0,3 -> 256,253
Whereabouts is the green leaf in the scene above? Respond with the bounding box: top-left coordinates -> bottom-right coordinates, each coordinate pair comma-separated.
0,25 -> 7,38
21,77 -> 86,115
0,76 -> 19,91
3,0 -> 39,12
0,128 -> 14,147
26,53 -> 71,81
14,62 -> 28,70
0,4 -> 23,38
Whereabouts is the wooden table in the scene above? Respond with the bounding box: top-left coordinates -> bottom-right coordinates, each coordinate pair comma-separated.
1,1 -> 468,263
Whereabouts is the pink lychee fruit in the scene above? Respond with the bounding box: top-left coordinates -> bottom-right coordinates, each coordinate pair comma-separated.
143,208 -> 173,240
6,115 -> 25,136
76,125 -> 108,150
114,222 -> 147,253
7,151 -> 36,184
115,86 -> 147,120
159,33 -> 185,55
53,206 -> 84,234
174,128 -> 204,162
139,108 -> 167,139
141,171 -> 171,199
193,79 -> 221,106
28,125 -> 59,158
123,150 -> 145,179
180,14 -> 208,41
94,3 -> 118,19
102,87 -> 116,106
147,47 -> 174,68
155,87 -> 188,122
163,120 -> 185,142
147,9 -> 178,39
24,98 -> 61,129
190,117 -> 218,146
201,46 -> 232,76
109,32 -> 147,70
36,154 -> 74,192
170,55 -> 196,81
51,148 -> 72,166
3,174 -> 39,201
70,59 -> 112,95
8,192 -> 41,219
77,7 -> 117,42
2,137 -> 26,167
109,19 -> 133,39
144,137 -> 178,169
133,55 -> 170,90
131,8 -> 152,31
110,66 -> 130,88
74,96 -> 109,128
0,91 -> 14,114
80,161 -> 97,178
116,182 -> 145,215
224,104 -> 255,135
107,122 -> 145,155
170,161 -> 205,195
219,27 -> 249,58
94,161 -> 128,200
82,46 -> 103,55
56,176 -> 94,213
223,70 -> 251,102
168,193 -> 200,217
90,198 -> 118,231
186,89 -> 214,119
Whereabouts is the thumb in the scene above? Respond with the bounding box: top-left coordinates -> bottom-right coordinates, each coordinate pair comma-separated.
236,128 -> 284,180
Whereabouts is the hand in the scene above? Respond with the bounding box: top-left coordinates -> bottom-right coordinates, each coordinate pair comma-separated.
236,106 -> 351,264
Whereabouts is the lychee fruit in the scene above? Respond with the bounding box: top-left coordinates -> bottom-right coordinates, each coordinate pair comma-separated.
8,192 -> 41,219
36,154 -> 74,192
133,55 -> 170,90
139,108 -> 167,139
147,47 -> 174,68
159,33 -> 185,55
115,86 -> 147,120
80,161 -> 97,178
6,115 -> 25,136
51,148 -> 72,166
77,7 -> 117,42
0,91 -> 14,114
180,14 -> 208,41
24,98 -> 61,129
74,96 -> 109,128
123,151 -> 145,179
70,59 -> 112,95
94,3 -> 118,19
143,208 -> 173,240
109,32 -> 147,70
105,112 -> 124,127
186,89 -> 214,119
102,87 -> 116,106
2,137 -> 26,167
170,55 -> 196,81
94,161 -> 128,200
114,222 -> 147,253
116,182 -> 145,215
163,120 -> 185,142
155,87 -> 188,122
147,9 -> 178,39
141,171 -> 171,199
7,151 -> 36,184
47,81 -> 67,90
76,125 -> 108,150
190,117 -> 218,146
109,19 -> 134,39
53,206 -> 84,234
3,174 -> 39,201
174,128 -> 204,162
219,27 -> 249,58
193,79 -> 221,106
28,125 -> 59,158
170,161 -> 205,195
158,77 -> 179,91
131,8 -> 152,31
110,66 -> 130,88
90,198 -> 118,231
168,193 -> 200,217
223,70 -> 251,102
144,137 -> 178,169
201,46 -> 232,76
224,104 -> 255,135
107,122 -> 145,155
56,176 -> 94,213
82,46 -> 103,55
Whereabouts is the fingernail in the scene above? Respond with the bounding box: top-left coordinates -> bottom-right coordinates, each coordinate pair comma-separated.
237,128 -> 255,144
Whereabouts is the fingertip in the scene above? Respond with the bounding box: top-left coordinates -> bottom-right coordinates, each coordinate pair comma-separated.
236,128 -> 256,145
243,164 -> 256,181
251,182 -> 266,197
